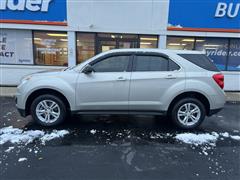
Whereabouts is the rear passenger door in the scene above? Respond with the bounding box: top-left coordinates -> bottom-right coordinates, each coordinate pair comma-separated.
129,53 -> 185,112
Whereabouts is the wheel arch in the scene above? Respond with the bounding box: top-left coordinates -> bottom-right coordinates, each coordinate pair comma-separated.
25,88 -> 71,116
167,91 -> 211,116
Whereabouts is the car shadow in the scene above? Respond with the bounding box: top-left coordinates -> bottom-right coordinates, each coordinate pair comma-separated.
25,114 -> 179,132
24,115 -> 208,145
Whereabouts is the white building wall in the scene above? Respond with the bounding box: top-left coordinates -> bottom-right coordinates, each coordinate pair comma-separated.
67,0 -> 168,34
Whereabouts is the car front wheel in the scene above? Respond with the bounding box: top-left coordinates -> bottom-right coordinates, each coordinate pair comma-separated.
171,98 -> 206,129
30,94 -> 67,126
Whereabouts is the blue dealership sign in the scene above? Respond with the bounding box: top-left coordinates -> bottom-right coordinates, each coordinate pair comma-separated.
168,0 -> 240,32
0,0 -> 67,25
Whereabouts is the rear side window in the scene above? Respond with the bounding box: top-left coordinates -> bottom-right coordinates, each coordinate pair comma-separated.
133,56 -> 168,71
133,55 -> 180,72
179,54 -> 220,72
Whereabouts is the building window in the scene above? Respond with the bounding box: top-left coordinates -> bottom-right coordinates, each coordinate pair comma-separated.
140,36 -> 158,48
0,29 -> 33,65
167,37 -> 194,50
96,33 -> 139,53
75,32 -> 159,64
195,38 -> 229,71
167,36 -> 240,71
76,33 -> 96,64
228,39 -> 240,71
33,31 -> 68,66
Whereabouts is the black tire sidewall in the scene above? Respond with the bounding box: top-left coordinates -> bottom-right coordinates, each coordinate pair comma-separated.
171,98 -> 206,129
30,94 -> 67,126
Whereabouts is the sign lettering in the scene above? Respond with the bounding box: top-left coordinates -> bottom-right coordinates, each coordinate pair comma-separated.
215,2 -> 240,18
0,0 -> 52,12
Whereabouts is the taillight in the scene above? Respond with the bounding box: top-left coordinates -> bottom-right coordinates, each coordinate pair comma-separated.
212,73 -> 224,89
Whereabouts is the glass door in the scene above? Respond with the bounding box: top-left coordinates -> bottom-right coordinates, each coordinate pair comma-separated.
96,33 -> 139,53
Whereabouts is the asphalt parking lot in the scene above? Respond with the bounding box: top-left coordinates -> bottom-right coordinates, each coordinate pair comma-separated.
0,97 -> 240,180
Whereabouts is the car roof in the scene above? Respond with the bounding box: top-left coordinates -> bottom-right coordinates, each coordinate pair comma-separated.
103,48 -> 205,55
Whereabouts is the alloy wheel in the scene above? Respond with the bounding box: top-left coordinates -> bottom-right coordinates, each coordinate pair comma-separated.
36,100 -> 60,124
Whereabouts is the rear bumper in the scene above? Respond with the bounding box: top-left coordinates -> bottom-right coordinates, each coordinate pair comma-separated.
208,107 -> 223,116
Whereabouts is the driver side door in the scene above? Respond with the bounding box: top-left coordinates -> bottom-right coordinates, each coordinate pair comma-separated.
76,54 -> 132,111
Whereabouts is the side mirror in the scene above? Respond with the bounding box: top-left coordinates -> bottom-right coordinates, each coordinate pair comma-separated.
82,65 -> 95,74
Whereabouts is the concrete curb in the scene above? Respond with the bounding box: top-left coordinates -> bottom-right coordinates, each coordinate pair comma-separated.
1,86 -> 240,102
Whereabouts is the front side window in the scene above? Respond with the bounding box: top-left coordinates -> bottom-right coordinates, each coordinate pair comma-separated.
33,31 -> 68,66
169,60 -> 181,71
92,55 -> 130,72
133,55 -> 169,71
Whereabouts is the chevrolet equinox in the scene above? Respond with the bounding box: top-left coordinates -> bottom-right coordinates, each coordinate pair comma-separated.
16,49 -> 225,129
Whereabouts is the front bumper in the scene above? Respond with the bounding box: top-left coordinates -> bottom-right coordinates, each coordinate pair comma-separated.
15,96 -> 28,117
17,107 -> 27,117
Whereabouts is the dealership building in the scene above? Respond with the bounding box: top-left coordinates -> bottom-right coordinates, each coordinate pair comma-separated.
0,0 -> 239,91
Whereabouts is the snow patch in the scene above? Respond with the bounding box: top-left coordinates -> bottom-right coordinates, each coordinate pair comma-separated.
0,126 -> 44,145
168,23 -> 183,28
6,112 -> 12,116
175,133 -> 218,146
0,126 -> 69,145
40,130 -> 69,145
220,132 -> 229,138
150,133 -> 163,139
230,135 -> 240,140
5,146 -> 14,153
18,158 -> 27,162
90,129 -> 96,135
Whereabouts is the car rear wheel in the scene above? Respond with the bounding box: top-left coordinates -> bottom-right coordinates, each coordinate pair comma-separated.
171,98 -> 206,129
30,94 -> 67,126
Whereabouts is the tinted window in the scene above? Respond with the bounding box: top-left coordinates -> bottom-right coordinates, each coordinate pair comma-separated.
169,60 -> 181,71
133,56 -> 168,71
92,56 -> 129,72
179,54 -> 219,72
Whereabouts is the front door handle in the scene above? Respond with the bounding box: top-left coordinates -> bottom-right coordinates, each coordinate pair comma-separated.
165,74 -> 177,79
116,77 -> 127,81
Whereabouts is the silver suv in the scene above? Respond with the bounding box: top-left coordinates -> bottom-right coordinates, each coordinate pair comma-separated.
16,49 -> 225,129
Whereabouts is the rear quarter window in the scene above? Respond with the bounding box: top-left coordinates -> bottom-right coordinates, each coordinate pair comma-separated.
178,54 -> 220,72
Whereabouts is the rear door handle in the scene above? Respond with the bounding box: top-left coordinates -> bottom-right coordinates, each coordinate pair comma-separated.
165,74 -> 177,79
116,77 -> 127,81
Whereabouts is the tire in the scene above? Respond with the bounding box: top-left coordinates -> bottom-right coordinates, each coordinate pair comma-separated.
30,94 -> 67,126
170,98 -> 206,129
